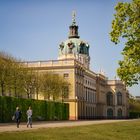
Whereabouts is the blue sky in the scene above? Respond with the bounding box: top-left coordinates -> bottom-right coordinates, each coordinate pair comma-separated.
0,0 -> 139,96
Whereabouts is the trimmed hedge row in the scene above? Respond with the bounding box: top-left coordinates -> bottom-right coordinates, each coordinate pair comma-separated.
0,96 -> 69,123
129,111 -> 140,119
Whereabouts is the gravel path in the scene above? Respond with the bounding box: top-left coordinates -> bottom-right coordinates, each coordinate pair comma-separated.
0,119 -> 137,133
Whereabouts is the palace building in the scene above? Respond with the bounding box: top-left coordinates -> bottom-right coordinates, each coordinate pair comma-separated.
24,13 -> 129,120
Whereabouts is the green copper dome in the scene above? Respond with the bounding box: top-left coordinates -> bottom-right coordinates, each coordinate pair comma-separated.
59,38 -> 89,56
58,12 -> 90,57
58,12 -> 90,69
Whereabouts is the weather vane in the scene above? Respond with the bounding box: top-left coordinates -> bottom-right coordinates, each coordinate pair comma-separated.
72,10 -> 76,24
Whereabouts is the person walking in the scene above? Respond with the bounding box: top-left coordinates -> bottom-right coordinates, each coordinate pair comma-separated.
26,106 -> 33,128
14,106 -> 22,128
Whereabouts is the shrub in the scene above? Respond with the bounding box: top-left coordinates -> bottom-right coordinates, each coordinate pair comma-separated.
0,96 -> 69,123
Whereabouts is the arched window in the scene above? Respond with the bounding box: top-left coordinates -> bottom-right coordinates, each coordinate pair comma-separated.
106,92 -> 113,106
117,108 -> 122,118
107,108 -> 113,118
117,92 -> 122,105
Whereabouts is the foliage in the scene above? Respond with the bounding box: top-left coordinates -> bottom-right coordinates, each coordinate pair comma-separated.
40,72 -> 70,101
0,51 -> 70,100
23,69 -> 37,98
0,96 -> 69,123
110,0 -> 140,86
129,97 -> 140,111
129,96 -> 140,118
129,111 -> 140,118
0,52 -> 26,97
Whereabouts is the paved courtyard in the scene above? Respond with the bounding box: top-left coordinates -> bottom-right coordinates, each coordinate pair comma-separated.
0,119 -> 137,133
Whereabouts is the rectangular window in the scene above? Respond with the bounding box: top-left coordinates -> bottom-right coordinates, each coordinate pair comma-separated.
63,73 -> 69,78
62,86 -> 69,99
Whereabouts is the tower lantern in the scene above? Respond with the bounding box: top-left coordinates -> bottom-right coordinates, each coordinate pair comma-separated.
58,11 -> 90,69
69,11 -> 79,39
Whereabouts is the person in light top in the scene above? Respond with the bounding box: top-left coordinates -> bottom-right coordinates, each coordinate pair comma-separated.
26,106 -> 33,128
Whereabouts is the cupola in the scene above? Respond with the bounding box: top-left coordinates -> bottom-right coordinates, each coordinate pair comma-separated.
58,11 -> 90,69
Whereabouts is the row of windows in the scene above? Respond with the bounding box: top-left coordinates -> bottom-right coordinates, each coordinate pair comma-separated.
75,69 -> 84,76
75,84 -> 96,103
84,79 -> 96,87
86,106 -> 95,117
107,92 -> 123,106
63,73 -> 96,87
85,92 -> 96,103
85,87 -> 96,103
107,108 -> 122,118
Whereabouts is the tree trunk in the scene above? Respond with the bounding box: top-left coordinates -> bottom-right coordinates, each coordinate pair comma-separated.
1,83 -> 4,96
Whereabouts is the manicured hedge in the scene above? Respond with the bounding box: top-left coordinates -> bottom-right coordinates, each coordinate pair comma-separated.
129,111 -> 140,119
0,96 -> 69,123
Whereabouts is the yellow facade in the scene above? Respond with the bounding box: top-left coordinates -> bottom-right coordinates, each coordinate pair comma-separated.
24,14 -> 129,120
25,59 -> 129,120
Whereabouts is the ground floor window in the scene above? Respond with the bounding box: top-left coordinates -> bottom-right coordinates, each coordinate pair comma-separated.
117,108 -> 122,118
107,108 -> 113,118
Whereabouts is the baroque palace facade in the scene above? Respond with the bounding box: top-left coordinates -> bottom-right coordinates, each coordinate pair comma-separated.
24,14 -> 129,120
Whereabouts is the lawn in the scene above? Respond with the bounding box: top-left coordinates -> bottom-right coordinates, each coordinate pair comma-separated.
0,120 -> 140,140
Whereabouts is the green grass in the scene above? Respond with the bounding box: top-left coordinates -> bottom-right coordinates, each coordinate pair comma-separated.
0,120 -> 140,140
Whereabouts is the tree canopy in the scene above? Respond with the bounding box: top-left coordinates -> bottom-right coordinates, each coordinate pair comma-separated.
110,0 -> 140,86
0,51 -> 70,101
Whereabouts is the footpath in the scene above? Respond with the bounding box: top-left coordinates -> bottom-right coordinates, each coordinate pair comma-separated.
0,119 -> 138,133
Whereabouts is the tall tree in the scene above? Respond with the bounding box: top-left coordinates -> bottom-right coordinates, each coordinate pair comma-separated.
40,73 -> 53,100
40,72 -> 70,101
0,56 -> 8,95
9,61 -> 25,97
0,52 -> 14,96
23,69 -> 37,99
110,0 -> 140,86
33,71 -> 41,100
0,51 -> 35,98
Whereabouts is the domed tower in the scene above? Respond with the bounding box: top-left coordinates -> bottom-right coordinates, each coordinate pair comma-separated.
58,12 -> 90,69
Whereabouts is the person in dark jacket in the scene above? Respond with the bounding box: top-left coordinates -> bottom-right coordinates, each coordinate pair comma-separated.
14,106 -> 22,128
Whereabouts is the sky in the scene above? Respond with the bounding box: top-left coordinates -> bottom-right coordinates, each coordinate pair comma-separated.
0,0 -> 139,96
